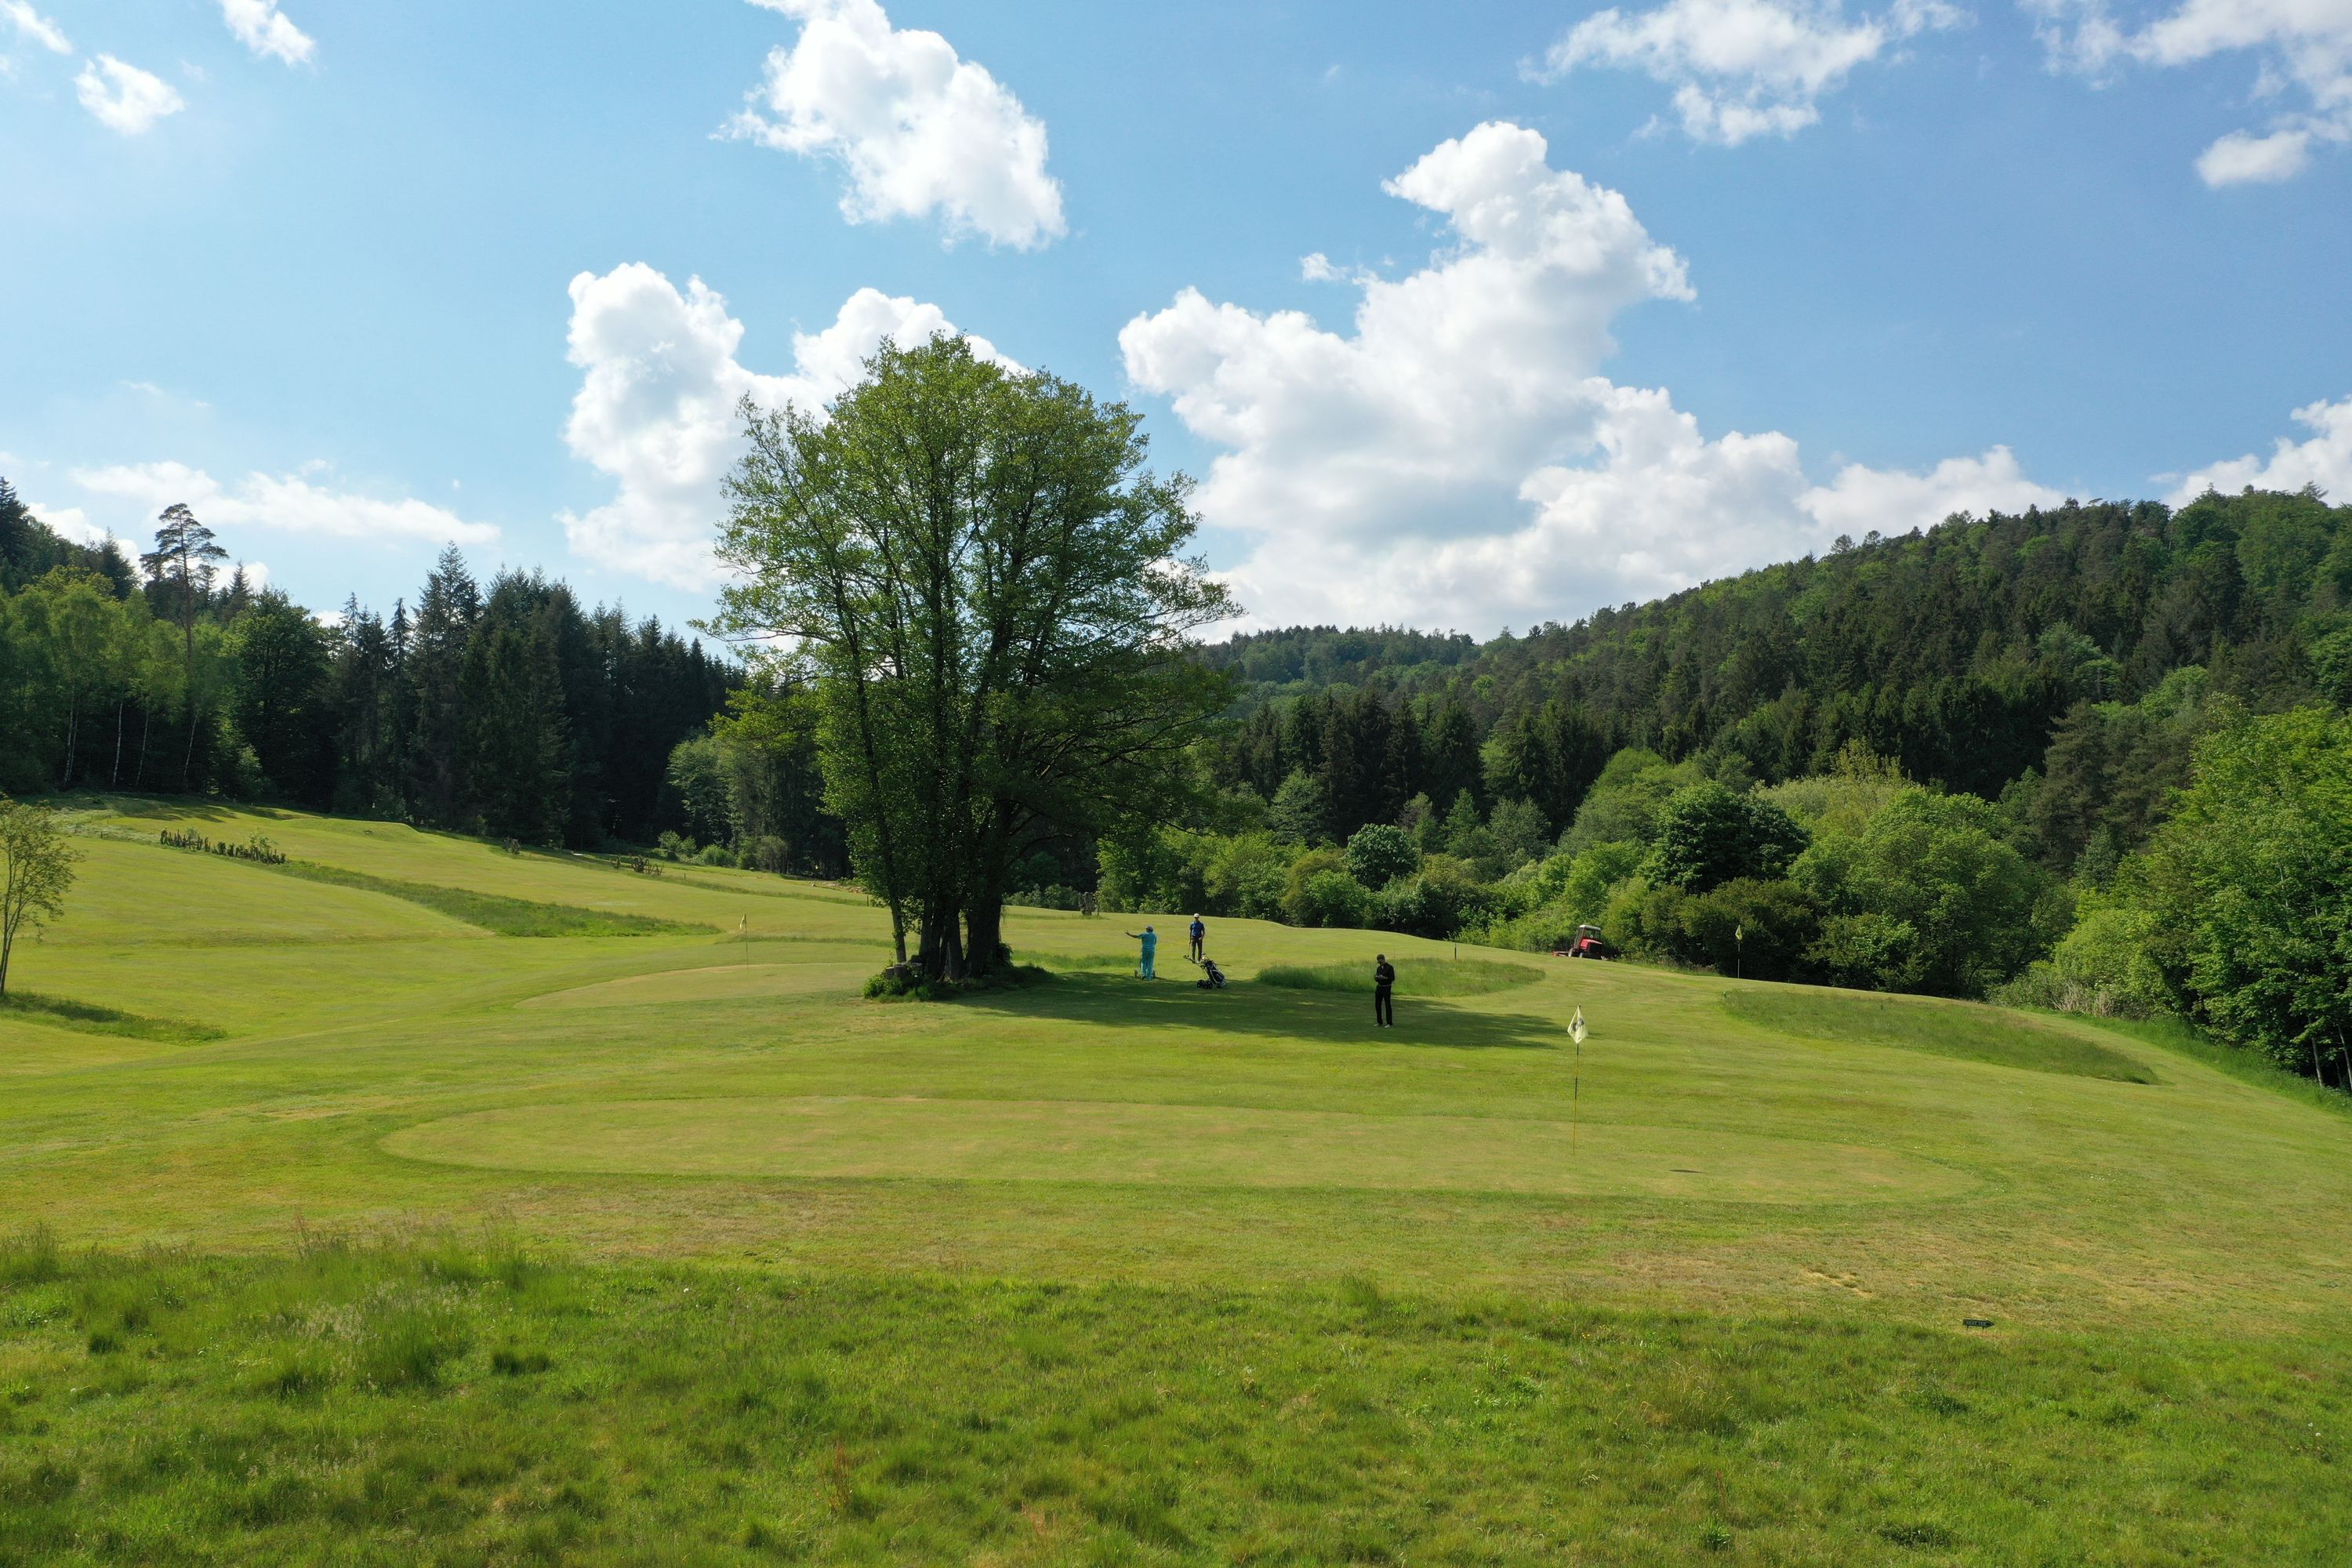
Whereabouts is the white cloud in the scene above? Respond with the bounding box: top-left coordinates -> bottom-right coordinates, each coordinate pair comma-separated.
74,55 -> 184,136
2028,0 -> 2352,183
1121,121 -> 2061,633
2195,126 -> 2314,182
219,0 -> 314,67
560,263 -> 1014,589
1536,0 -> 1965,145
2172,395 -> 2352,501
1802,445 -> 2061,536
27,500 -> 104,547
67,462 -> 497,546
2,1 -> 70,54
728,0 -> 1065,249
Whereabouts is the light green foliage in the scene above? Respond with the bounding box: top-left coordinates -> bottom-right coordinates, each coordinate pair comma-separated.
1203,832 -> 1290,920
1759,744 -> 1911,838
662,733 -> 733,848
0,797 -> 78,993
1343,822 -> 1419,889
1993,899 -> 2170,1019
1289,866 -> 1370,930
1558,749 -> 1700,858
1485,796 -> 1552,874
2132,707 -> 2352,1078
1266,768 -> 1327,846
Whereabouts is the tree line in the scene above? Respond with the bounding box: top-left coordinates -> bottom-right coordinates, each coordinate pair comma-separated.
1,479 -> 748,851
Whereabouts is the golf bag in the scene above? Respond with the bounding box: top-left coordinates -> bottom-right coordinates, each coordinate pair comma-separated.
1196,957 -> 1226,989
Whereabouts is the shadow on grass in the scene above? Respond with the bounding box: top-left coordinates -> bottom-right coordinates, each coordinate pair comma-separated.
90,796 -> 285,824
961,969 -> 1559,1051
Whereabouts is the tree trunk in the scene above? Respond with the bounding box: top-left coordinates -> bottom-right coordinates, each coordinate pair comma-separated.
59,691 -> 77,789
111,699 -> 127,789
135,706 -> 151,789
181,612 -> 198,789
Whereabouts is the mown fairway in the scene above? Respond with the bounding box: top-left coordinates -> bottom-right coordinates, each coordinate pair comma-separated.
3,798 -> 2349,1564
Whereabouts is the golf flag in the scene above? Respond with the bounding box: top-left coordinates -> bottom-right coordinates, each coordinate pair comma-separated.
1570,1007 -> 1587,1047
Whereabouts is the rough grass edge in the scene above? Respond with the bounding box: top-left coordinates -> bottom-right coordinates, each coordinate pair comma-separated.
2054,1011 -> 2352,1120
270,860 -> 713,938
0,992 -> 224,1043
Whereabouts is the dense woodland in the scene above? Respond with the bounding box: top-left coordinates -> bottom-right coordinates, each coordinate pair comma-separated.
0,480 -> 778,852
6,474 -> 2350,1081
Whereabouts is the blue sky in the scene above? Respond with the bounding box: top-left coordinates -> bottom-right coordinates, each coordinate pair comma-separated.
4,0 -> 2348,637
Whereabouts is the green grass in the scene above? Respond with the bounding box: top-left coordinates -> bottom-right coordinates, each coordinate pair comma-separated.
1722,987 -> 2159,1083
274,859 -> 713,938
4,795 -> 2350,1562
1257,957 -> 1544,996
0,992 -> 223,1043
2,1234 -> 2343,1567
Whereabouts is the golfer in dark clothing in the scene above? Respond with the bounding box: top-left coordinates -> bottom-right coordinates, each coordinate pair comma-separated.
1374,954 -> 1396,1027
1189,914 -> 1207,963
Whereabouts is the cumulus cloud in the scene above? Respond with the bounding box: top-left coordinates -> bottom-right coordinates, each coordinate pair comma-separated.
220,0 -> 315,66
2027,0 -> 2352,183
75,55 -> 184,135
560,263 -> 1014,589
68,462 -> 496,546
2,2 -> 70,54
27,500 -> 104,547
1536,0 -> 1965,144
2171,395 -> 2352,502
727,0 -> 1065,249
1121,121 -> 2061,633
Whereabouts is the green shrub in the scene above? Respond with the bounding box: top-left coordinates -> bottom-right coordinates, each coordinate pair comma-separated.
1344,824 -> 1419,889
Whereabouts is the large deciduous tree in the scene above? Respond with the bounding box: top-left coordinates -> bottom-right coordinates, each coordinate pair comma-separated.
710,337 -> 1232,982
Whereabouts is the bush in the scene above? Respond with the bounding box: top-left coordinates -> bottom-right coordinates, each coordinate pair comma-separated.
1373,858 -> 1497,940
1290,868 -> 1370,929
1794,790 -> 2054,996
1345,823 -> 1421,889
1646,782 -> 1810,892
1207,833 -> 1291,920
743,834 -> 790,874
1673,879 -> 1822,982
695,844 -> 739,869
656,830 -> 695,862
1806,913 -> 1923,991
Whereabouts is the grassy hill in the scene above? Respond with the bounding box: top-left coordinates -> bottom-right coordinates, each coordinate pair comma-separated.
3,797 -> 2348,1563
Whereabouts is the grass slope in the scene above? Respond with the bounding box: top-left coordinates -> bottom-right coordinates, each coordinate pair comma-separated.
2,796 -> 2348,1563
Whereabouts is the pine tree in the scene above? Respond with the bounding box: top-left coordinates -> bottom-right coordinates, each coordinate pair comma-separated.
139,504 -> 227,788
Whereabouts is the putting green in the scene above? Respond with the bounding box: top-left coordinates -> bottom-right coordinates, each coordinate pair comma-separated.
382,1096 -> 1979,1204
520,959 -> 876,1010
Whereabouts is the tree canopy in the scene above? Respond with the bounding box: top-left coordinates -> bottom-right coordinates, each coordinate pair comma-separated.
710,337 -> 1232,982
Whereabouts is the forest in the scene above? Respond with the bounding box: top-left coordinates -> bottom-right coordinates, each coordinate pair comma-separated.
0,479 -> 802,857
5,474 -> 2349,1081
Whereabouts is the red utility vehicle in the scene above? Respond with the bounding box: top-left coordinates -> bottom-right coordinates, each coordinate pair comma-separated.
1558,924 -> 1617,960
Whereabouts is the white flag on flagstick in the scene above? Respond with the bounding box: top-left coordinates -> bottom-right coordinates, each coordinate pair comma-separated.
1570,1007 -> 1586,1047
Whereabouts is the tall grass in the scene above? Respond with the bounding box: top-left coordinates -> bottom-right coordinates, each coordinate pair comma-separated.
1722,989 -> 2156,1082
0,1234 -> 2342,1565
0,993 -> 223,1042
1257,958 -> 1543,996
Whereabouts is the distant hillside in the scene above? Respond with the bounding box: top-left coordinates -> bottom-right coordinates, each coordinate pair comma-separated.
1200,488 -> 2352,872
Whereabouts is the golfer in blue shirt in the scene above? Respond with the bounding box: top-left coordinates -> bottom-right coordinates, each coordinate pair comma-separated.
1127,924 -> 1158,979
